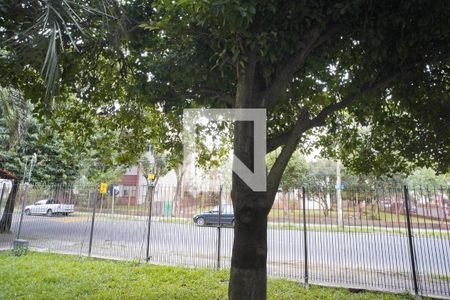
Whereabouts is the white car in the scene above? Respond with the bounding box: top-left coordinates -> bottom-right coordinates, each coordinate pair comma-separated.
24,199 -> 75,216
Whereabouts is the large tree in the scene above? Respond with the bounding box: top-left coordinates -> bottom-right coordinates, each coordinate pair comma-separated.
136,2 -> 450,298
1,1 -> 450,299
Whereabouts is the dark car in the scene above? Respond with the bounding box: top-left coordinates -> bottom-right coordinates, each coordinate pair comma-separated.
193,204 -> 234,227
379,200 -> 417,214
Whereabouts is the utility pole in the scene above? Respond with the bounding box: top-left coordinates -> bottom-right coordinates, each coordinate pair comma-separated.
111,185 -> 115,221
145,182 -> 154,262
17,154 -> 37,238
145,143 -> 156,262
336,159 -> 343,227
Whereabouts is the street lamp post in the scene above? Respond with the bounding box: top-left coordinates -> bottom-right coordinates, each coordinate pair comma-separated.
15,154 -> 37,253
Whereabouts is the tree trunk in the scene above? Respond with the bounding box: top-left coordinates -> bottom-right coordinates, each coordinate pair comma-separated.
282,190 -> 289,217
228,109 -> 271,299
0,181 -> 19,233
228,53 -> 294,299
356,192 -> 361,220
173,165 -> 184,216
229,177 -> 270,299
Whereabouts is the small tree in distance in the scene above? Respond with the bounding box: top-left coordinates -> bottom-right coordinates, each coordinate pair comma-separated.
268,150 -> 307,216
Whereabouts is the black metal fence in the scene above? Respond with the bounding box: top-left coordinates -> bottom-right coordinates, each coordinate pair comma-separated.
0,182 -> 449,298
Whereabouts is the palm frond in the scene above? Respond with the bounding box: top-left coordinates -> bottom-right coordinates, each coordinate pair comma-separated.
2,0 -> 121,98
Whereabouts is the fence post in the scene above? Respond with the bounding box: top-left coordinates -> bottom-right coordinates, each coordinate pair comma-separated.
16,183 -> 29,239
88,190 -> 98,256
403,185 -> 420,298
216,186 -> 223,270
145,185 -> 154,262
302,187 -> 309,288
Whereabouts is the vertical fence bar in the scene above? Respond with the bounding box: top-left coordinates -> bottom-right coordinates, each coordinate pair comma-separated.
88,191 -> 98,256
16,183 -> 29,239
146,185 -> 154,262
302,186 -> 309,288
403,185 -> 420,297
217,186 -> 223,270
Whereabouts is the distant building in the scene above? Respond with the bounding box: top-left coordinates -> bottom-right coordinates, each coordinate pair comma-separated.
116,165 -> 146,205
115,148 -> 177,205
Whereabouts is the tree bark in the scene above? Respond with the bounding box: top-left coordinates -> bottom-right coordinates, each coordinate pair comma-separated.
229,55 -> 273,299
0,181 -> 19,233
282,190 -> 289,217
173,165 -> 185,216
229,103 -> 271,299
229,180 -> 269,300
229,125 -> 271,299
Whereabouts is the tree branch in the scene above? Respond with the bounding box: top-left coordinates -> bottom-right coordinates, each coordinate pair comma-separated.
265,69 -> 411,202
266,109 -> 310,201
196,88 -> 235,106
309,71 -> 404,129
235,49 -> 259,108
214,95 -> 235,106
267,130 -> 292,153
262,23 -> 343,110
311,24 -> 343,49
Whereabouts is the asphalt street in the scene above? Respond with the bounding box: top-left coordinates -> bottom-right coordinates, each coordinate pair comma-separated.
1,212 -> 449,297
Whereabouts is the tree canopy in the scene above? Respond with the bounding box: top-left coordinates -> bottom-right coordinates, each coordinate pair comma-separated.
1,1 -> 450,299
3,1 -> 448,176
0,88 -> 79,183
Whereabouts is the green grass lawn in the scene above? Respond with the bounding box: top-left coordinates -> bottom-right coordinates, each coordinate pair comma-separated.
0,251 -> 416,300
268,208 -> 443,225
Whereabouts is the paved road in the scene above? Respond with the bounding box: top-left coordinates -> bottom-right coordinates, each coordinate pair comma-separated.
1,212 -> 449,297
